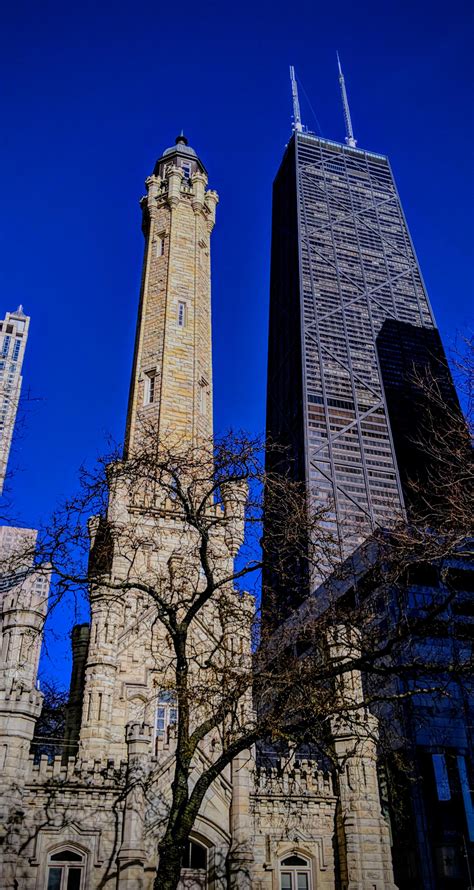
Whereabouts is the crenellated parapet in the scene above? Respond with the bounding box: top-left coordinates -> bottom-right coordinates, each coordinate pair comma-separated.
26,752 -> 127,787
254,758 -> 334,799
125,720 -> 152,755
0,678 -> 43,712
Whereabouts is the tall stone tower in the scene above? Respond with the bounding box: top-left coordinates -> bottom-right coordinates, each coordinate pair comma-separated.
77,134 -> 227,766
125,133 -> 218,455
0,306 -> 30,495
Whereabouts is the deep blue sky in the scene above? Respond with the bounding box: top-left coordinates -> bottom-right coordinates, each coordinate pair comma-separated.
1,0 -> 473,678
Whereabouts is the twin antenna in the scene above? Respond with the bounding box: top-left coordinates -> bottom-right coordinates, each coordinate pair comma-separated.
289,56 -> 357,147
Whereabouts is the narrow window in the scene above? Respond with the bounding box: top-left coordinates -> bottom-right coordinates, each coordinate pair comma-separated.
155,691 -> 178,744
199,378 -> 209,415
12,340 -> 21,362
145,372 -> 156,405
177,302 -> 186,328
155,235 -> 165,257
1,336 -> 10,357
181,162 -> 191,179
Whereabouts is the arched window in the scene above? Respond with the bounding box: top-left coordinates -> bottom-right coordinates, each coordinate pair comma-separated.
46,848 -> 85,889
179,839 -> 208,888
279,853 -> 312,890
155,690 -> 178,749
182,838 -> 207,870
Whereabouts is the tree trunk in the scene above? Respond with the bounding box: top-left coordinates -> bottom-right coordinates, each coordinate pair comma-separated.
154,832 -> 186,890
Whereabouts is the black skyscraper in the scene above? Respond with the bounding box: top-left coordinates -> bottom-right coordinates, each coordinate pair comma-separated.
266,109 -> 450,579
264,66 -> 473,890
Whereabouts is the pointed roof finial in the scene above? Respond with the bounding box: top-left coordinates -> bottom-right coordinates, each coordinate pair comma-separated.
337,52 -> 357,148
289,65 -> 303,133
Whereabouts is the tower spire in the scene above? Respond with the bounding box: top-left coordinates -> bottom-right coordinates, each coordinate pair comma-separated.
337,52 -> 357,148
289,65 -> 303,133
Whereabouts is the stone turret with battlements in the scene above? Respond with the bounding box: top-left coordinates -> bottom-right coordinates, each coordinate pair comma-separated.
0,525 -> 50,887
0,527 -> 50,755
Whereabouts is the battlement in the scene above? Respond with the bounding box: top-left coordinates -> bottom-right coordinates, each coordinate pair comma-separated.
126,722 -> 153,744
27,752 -> 127,786
0,678 -> 43,710
254,758 -> 334,798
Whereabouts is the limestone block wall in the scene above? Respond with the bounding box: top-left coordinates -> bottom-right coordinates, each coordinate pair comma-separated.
1,755 -> 126,890
79,467 -> 247,763
1,745 -> 232,890
251,762 -> 337,889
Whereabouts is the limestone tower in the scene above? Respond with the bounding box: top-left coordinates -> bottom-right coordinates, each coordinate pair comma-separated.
124,133 -> 218,454
76,134 -> 232,764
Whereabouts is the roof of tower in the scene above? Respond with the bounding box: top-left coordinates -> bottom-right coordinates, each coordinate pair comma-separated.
11,304 -> 27,318
153,133 -> 207,175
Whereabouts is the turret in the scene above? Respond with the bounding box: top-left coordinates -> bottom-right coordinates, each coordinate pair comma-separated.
117,722 -> 152,888
0,527 -> 49,706
63,622 -> 90,757
328,625 -> 397,890
0,526 -> 50,847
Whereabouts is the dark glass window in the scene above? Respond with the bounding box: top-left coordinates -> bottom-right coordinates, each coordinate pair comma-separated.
50,851 -> 83,862
182,839 -> 207,870
47,869 -> 62,890
282,855 -> 308,867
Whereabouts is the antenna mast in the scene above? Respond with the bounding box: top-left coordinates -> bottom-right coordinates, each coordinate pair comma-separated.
337,52 -> 357,147
289,65 -> 303,133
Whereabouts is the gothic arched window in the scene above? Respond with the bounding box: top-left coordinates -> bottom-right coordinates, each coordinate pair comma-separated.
155,690 -> 178,748
279,853 -> 312,890
46,848 -> 85,889
179,838 -> 208,888
182,838 -> 207,870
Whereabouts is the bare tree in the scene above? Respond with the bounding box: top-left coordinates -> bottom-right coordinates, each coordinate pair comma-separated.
31,679 -> 68,761
0,383 -> 472,889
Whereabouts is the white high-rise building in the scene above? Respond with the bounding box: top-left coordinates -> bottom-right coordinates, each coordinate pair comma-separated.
0,306 -> 29,495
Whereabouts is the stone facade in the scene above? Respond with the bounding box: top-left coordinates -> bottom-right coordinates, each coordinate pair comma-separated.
0,136 -> 397,890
